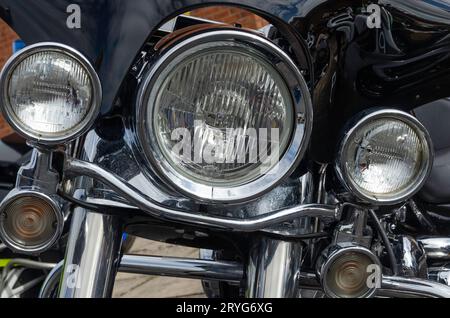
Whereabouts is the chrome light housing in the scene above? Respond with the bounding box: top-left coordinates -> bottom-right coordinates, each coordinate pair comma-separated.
336,109 -> 433,205
137,29 -> 312,203
0,43 -> 102,144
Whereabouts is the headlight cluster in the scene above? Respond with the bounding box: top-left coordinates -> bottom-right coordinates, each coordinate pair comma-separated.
0,43 -> 101,144
336,109 -> 433,205
137,29 -> 313,202
0,38 -> 431,206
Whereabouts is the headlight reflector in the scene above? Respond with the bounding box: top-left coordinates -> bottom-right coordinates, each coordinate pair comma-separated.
153,47 -> 294,187
0,43 -> 101,144
336,110 -> 433,204
137,29 -> 312,202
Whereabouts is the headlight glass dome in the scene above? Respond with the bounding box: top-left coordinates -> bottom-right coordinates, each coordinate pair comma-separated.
137,30 -> 312,202
338,110 -> 433,204
153,46 -> 293,187
0,43 -> 101,144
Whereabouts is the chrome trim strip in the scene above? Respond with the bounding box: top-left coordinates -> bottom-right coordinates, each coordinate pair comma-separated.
64,157 -> 339,232
418,237 -> 450,260
378,276 -> 450,298
0,42 -> 102,145
120,255 -> 243,283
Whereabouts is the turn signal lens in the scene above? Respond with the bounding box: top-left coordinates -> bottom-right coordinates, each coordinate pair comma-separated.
318,244 -> 381,298
0,192 -> 63,254
326,251 -> 373,298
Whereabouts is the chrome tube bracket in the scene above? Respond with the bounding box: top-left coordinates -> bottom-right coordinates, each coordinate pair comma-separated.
16,148 -> 60,194
63,157 -> 341,232
120,255 -> 244,283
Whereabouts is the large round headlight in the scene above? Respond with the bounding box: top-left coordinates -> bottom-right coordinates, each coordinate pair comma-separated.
137,29 -> 312,202
336,109 -> 433,205
0,43 -> 102,144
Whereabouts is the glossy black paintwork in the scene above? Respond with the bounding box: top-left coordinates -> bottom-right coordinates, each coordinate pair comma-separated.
291,0 -> 450,161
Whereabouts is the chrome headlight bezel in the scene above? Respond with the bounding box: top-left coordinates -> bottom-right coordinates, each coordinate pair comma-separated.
136,29 -> 313,203
336,109 -> 434,205
0,42 -> 102,145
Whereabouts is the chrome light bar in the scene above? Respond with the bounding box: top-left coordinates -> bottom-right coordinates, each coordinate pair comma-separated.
40,255 -> 243,298
120,255 -> 243,283
40,255 -> 450,298
298,272 -> 450,298
63,157 -> 340,232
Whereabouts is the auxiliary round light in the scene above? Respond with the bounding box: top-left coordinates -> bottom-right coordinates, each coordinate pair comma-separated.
336,109 -> 433,205
0,42 -> 102,144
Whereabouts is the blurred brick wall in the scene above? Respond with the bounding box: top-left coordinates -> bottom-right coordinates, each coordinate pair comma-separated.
190,6 -> 268,29
0,19 -> 18,139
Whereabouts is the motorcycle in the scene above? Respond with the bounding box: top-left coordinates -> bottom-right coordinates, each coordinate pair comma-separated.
0,0 -> 450,298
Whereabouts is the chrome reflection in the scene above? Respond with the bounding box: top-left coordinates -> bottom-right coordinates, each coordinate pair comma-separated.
379,276 -> 450,298
246,238 -> 302,298
58,208 -> 122,298
120,255 -> 243,283
63,157 -> 340,232
418,237 -> 450,260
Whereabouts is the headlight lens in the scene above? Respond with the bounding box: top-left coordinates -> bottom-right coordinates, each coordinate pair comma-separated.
138,30 -> 312,202
154,47 -> 293,186
337,110 -> 433,204
0,43 -> 101,144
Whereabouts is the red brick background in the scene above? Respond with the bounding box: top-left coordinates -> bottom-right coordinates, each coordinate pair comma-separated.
0,6 -> 266,139
0,19 -> 17,138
